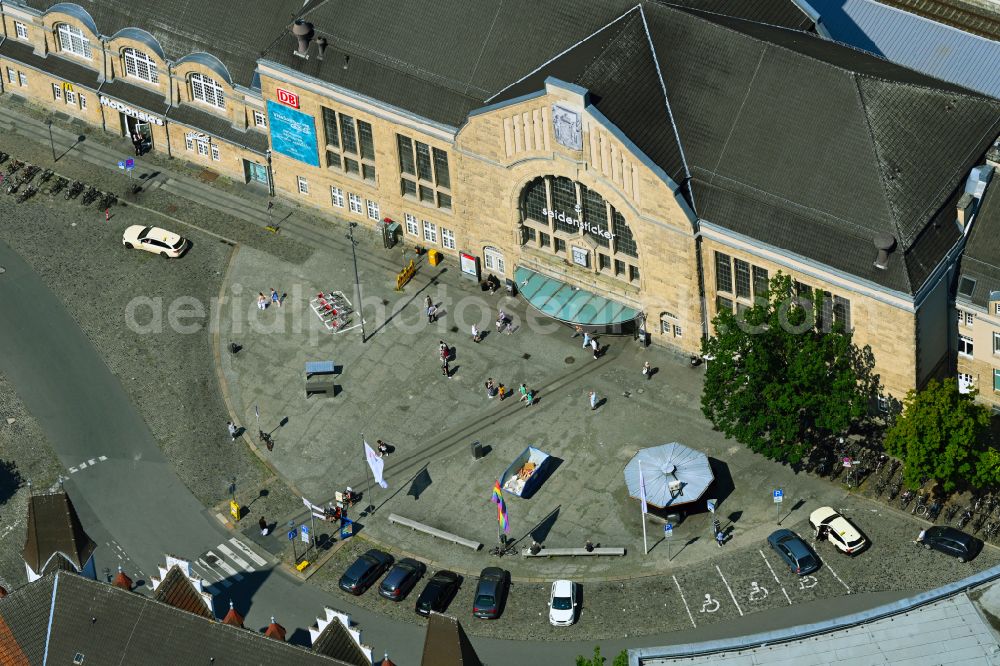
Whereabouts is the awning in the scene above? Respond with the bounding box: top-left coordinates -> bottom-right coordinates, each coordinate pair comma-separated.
514,266 -> 640,326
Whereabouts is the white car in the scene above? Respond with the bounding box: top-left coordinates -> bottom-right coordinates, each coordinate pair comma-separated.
548,579 -> 578,626
123,225 -> 187,258
809,506 -> 867,555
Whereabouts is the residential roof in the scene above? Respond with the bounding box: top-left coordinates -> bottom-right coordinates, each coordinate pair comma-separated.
958,181 -> 1000,308
311,617 -> 372,666
166,104 -> 269,154
0,572 -> 355,666
151,565 -> 214,620
866,0 -> 1000,41
0,38 -> 101,90
21,492 -> 96,576
421,614 -> 483,666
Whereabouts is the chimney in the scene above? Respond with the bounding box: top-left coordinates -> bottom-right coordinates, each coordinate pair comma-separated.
957,192 -> 975,229
873,233 -> 896,270
316,37 -> 327,60
292,19 -> 314,59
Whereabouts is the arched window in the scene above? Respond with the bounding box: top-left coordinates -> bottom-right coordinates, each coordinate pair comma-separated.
57,24 -> 92,59
123,48 -> 158,84
189,73 -> 225,109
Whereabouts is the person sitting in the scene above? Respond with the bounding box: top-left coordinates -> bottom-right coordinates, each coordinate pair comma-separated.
377,440 -> 390,456
487,274 -> 500,294
343,487 -> 359,505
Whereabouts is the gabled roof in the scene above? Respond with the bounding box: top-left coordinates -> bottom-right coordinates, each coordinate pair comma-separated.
421,614 -> 483,666
22,492 -> 95,576
151,565 -> 214,620
312,618 -> 371,666
958,182 -> 1000,308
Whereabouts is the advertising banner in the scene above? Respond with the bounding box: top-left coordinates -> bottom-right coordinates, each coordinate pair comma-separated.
267,100 -> 319,167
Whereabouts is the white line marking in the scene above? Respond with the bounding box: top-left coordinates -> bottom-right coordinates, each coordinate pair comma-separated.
823,560 -> 851,593
217,544 -> 254,572
229,538 -> 268,567
759,550 -> 792,605
77,462 -> 87,469
672,575 -> 696,628
99,455 -> 108,462
715,565 -> 744,616
196,558 -> 231,588
206,550 -> 244,582
87,458 -> 96,466
68,466 -> 78,474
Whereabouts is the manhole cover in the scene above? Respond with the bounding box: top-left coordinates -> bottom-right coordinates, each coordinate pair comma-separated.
564,356 -> 575,364
522,353 -> 531,360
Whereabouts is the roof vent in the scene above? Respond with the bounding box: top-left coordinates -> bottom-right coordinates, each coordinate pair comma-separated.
316,37 -> 327,61
292,19 -> 314,59
873,234 -> 896,270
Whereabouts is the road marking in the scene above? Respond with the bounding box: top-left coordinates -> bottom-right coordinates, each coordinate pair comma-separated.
748,581 -> 768,602
799,575 -> 819,589
77,461 -> 87,469
196,558 -> 231,588
759,549 -> 792,605
672,575 -> 696,628
229,538 -> 268,567
217,544 -> 255,572
698,593 -> 720,613
823,560 -> 851,593
99,455 -> 107,462
205,550 -> 244,582
68,466 -> 77,473
87,458 -> 96,466
715,565 -> 744,616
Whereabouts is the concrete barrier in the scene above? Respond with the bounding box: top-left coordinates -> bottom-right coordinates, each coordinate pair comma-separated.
522,546 -> 626,557
387,513 -> 482,551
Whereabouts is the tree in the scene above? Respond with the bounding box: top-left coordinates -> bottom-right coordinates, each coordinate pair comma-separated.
575,647 -> 628,666
884,378 -> 992,491
701,272 -> 876,463
0,459 -> 23,507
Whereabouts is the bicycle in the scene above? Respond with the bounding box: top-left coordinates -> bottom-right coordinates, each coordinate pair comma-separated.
489,542 -> 517,557
944,503 -> 960,523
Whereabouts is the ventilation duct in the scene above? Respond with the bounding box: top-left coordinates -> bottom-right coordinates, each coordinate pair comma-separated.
292,19 -> 314,59
873,234 -> 896,270
316,37 -> 327,60
957,193 -> 976,230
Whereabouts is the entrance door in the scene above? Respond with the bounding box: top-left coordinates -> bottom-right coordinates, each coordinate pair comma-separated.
244,160 -> 269,185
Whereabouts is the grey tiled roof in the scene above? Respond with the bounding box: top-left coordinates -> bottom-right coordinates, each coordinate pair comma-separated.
959,183 -> 1000,307
166,104 -> 268,154
22,493 -> 95,576
97,78 -> 167,115
0,38 -> 100,89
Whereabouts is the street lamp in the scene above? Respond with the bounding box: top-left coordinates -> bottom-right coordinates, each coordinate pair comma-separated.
265,149 -> 274,197
46,119 -> 56,162
347,222 -> 367,343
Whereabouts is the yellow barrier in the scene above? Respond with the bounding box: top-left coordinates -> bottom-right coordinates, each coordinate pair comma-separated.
396,259 -> 416,291
296,560 -> 310,571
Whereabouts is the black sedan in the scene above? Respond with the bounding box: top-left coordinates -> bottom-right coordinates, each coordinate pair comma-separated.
920,526 -> 982,563
415,570 -> 462,616
338,549 -> 394,595
472,567 -> 509,619
767,529 -> 820,575
378,558 -> 426,601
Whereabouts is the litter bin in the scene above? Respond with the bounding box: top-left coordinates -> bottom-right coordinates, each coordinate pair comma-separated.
505,278 -> 517,297
428,249 -> 442,266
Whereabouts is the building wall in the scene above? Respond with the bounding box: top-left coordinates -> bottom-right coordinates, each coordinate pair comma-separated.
957,301 -> 1000,408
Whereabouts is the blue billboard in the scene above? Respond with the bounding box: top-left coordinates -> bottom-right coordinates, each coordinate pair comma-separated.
267,100 -> 319,167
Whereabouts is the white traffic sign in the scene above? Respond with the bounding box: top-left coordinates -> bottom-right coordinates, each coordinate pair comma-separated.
773,489 -> 784,503
664,524 -> 673,538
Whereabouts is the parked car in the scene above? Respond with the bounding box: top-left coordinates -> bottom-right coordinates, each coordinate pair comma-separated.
415,570 -> 462,616
548,579 -> 578,626
809,507 -> 867,555
378,557 -> 426,601
122,225 -> 188,257
338,549 -> 393,595
920,526 -> 981,563
472,567 -> 509,619
767,529 -> 820,575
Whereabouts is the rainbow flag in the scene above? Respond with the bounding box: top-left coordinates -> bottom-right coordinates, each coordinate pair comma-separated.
491,480 -> 510,534
491,480 -> 503,505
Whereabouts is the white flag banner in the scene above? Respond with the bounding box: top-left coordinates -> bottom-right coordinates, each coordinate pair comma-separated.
364,441 -> 389,489
639,463 -> 648,515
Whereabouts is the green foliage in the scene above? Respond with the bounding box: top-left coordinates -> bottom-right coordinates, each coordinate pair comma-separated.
701,272 -> 876,462
575,647 -> 628,666
884,378 -> 992,491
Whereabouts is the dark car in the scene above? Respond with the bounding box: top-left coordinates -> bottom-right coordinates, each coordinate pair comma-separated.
921,526 -> 982,562
379,557 -> 426,601
472,567 -> 509,619
415,570 -> 462,616
338,549 -> 394,595
767,529 -> 820,575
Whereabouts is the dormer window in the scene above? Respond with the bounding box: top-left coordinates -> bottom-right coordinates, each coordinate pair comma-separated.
57,24 -> 92,59
189,73 -> 225,109
123,48 -> 158,84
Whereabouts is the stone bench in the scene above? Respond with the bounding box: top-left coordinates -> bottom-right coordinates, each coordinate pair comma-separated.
305,378 -> 337,397
522,546 -> 626,557
387,513 -> 482,551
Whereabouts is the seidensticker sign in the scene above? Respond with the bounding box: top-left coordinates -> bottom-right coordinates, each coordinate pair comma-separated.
99,96 -> 163,125
540,207 -> 614,240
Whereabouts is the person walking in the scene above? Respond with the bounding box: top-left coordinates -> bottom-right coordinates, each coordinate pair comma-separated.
257,292 -> 268,310
259,516 -> 270,536
589,390 -> 597,411
505,320 -> 514,335
270,288 -> 281,307
582,331 -> 591,349
485,378 -> 496,398
518,383 -> 529,403
642,361 -> 651,380
424,295 -> 433,310
227,421 -> 238,441
439,340 -> 449,356
131,133 -> 141,156
496,311 -> 507,333
471,323 -> 481,343
441,356 -> 450,378
590,337 -> 600,359
525,389 -> 535,407
427,303 -> 438,323
498,384 -> 507,401
716,530 -> 726,548
377,440 -> 390,456
573,324 -> 584,339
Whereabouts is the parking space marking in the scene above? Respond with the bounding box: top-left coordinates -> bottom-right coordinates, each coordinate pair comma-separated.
799,574 -> 818,589
715,565 -> 744,616
747,581 -> 768,602
759,550 -> 792,605
672,575 -> 697,628
823,560 -> 851,593
698,593 -> 720,613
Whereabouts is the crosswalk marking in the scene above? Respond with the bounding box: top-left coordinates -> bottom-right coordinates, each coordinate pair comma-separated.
206,550 -> 244,582
195,559 -> 231,588
217,544 -> 254,572
99,455 -> 108,462
229,538 -> 268,567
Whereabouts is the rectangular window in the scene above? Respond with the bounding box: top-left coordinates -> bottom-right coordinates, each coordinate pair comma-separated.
598,253 -> 611,270
18,72 -> 27,86
966,311 -> 975,326
349,193 -> 363,214
415,142 -> 433,181
795,281 -> 812,299
422,220 -> 438,243
210,143 -> 220,161
52,84 -> 61,101
367,199 -> 380,221
397,135 -> 415,175
362,164 -> 376,183
358,120 -> 374,160
523,227 -> 536,243
330,186 -> 344,208
419,185 -> 435,204
539,231 -> 550,248
716,295 -> 733,313
253,110 -> 267,128
79,93 -> 86,110
996,303 -> 1000,316
441,228 -> 456,250
959,335 -> 974,357
185,135 -> 194,151
326,151 -> 341,170
629,265 -> 641,282
297,176 -> 309,195
995,369 -> 1000,392
339,114 -> 357,154
555,238 -> 567,253
994,331 -> 1000,355
14,22 -> 27,40
344,157 -> 360,175
614,259 -> 625,276
7,68 -> 15,84
401,179 -> 417,198
715,252 -> 732,293
734,259 -> 751,298
959,373 -> 974,393
752,266 -> 769,297
437,192 -> 452,210
432,148 -> 450,189
673,325 -> 683,338
322,107 -> 339,148
833,296 -> 851,331
404,213 -> 419,236
197,140 -> 209,156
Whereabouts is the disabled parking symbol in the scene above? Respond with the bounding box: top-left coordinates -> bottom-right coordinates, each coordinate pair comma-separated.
748,581 -> 768,602
799,575 -> 819,590
699,593 -> 720,613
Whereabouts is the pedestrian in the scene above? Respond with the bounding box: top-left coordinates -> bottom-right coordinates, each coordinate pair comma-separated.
270,288 -> 281,307
642,361 -> 651,380
496,311 -> 506,333
440,345 -> 450,364
914,528 -> 926,544
132,133 -> 141,156
439,340 -> 449,356
591,337 -> 599,359
441,357 -> 450,377
377,439 -> 390,456
105,208 -> 111,222
259,516 -> 269,536
518,383 -> 529,402
471,323 -> 481,343
525,389 -> 535,407
589,390 -> 597,410
498,384 -> 507,401
427,303 -> 437,323
585,539 -> 595,552
505,320 -> 514,335
227,421 -> 238,441
716,530 -> 725,548
582,331 -> 591,349
425,295 -> 433,310
573,324 -> 584,339
257,292 -> 267,310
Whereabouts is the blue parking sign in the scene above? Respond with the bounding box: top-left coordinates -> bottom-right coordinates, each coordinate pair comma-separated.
664,523 -> 673,537
117,161 -> 125,169
287,529 -> 296,541
773,489 -> 784,503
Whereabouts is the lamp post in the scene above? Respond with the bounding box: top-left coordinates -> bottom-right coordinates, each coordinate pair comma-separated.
46,119 -> 56,162
265,149 -> 274,197
347,222 -> 366,343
